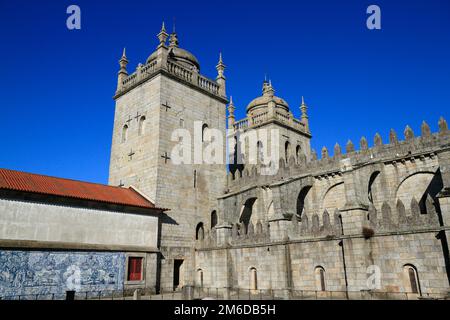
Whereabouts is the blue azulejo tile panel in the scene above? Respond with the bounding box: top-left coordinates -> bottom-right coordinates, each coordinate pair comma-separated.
0,250 -> 126,298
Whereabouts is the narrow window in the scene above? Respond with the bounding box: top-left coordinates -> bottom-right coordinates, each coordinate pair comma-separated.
127,257 -> 143,281
122,124 -> 128,143
194,170 -> 197,188
250,267 -> 258,290
202,124 -> 209,142
196,222 -> 204,240
257,141 -> 264,163
315,266 -> 326,291
197,269 -> 204,288
138,116 -> 146,136
211,210 -> 218,229
285,141 -> 291,162
296,145 -> 301,161
404,265 -> 420,294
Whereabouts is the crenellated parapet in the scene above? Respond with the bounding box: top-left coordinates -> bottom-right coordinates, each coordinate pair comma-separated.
226,118 -> 450,192
195,220 -> 271,249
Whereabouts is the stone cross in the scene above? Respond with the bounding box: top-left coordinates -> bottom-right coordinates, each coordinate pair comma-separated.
134,111 -> 142,121
128,149 -> 135,160
161,152 -> 171,164
162,101 -> 171,112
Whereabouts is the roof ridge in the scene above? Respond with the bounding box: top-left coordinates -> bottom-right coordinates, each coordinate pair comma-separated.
0,168 -> 123,190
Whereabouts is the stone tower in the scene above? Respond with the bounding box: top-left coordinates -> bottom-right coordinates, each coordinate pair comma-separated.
109,23 -> 228,292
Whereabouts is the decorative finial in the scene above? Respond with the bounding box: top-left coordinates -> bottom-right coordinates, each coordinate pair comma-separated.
216,52 -> 226,96
227,95 -> 235,127
216,52 -> 226,77
117,48 -> 129,91
439,116 -> 448,135
404,125 -> 414,141
157,21 -> 169,46
359,136 -> 368,151
346,140 -> 355,153
374,133 -> 383,147
421,121 -> 431,138
389,129 -> 398,144
300,96 -> 309,132
321,146 -> 329,159
169,20 -> 179,48
334,143 -> 342,157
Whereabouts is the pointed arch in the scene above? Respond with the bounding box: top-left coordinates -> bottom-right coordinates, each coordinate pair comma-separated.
138,116 -> 146,136
239,198 -> 257,234
296,185 -> 312,220
122,124 -> 128,143
195,222 -> 204,240
211,210 -> 218,229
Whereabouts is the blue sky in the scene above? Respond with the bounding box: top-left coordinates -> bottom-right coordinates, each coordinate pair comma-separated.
0,0 -> 449,184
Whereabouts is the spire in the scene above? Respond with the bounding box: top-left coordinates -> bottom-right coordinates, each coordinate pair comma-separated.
157,21 -> 169,47
263,79 -> 275,97
227,95 -> 235,128
216,52 -> 225,76
216,52 -> 226,96
119,47 -> 128,65
117,48 -> 129,92
169,23 -> 179,48
300,96 -> 309,132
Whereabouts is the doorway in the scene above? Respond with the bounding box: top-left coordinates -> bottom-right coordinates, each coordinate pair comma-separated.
173,259 -> 184,290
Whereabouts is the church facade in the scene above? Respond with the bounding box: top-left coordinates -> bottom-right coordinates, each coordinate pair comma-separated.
1,24 -> 450,299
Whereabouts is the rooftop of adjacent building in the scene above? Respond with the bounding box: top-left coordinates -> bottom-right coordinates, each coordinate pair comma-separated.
0,168 -> 166,212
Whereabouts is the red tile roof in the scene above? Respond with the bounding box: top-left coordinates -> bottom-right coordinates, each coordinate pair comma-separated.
0,168 -> 162,211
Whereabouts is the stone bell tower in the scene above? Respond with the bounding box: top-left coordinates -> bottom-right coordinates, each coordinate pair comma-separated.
108,23 -> 228,292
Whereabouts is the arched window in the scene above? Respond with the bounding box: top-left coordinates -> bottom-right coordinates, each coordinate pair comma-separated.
249,267 -> 257,290
197,269 -> 204,288
122,124 -> 128,143
195,222 -> 204,240
315,266 -> 326,291
138,116 -> 146,136
239,198 -> 257,234
257,141 -> 264,163
284,141 -> 291,162
296,186 -> 312,220
202,123 -> 209,142
404,265 -> 420,294
296,145 -> 301,162
211,210 -> 218,229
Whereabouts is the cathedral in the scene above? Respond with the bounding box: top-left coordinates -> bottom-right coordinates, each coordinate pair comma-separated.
1,24 -> 450,299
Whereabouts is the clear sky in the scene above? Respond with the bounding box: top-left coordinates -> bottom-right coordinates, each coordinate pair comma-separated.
0,0 -> 449,184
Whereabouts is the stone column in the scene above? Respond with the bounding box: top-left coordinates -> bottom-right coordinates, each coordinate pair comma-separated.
215,224 -> 232,246
267,186 -> 291,241
437,149 -> 450,226
339,158 -> 368,235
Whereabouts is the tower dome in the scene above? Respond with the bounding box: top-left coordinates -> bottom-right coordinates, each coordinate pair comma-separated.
147,29 -> 200,71
246,80 -> 290,115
